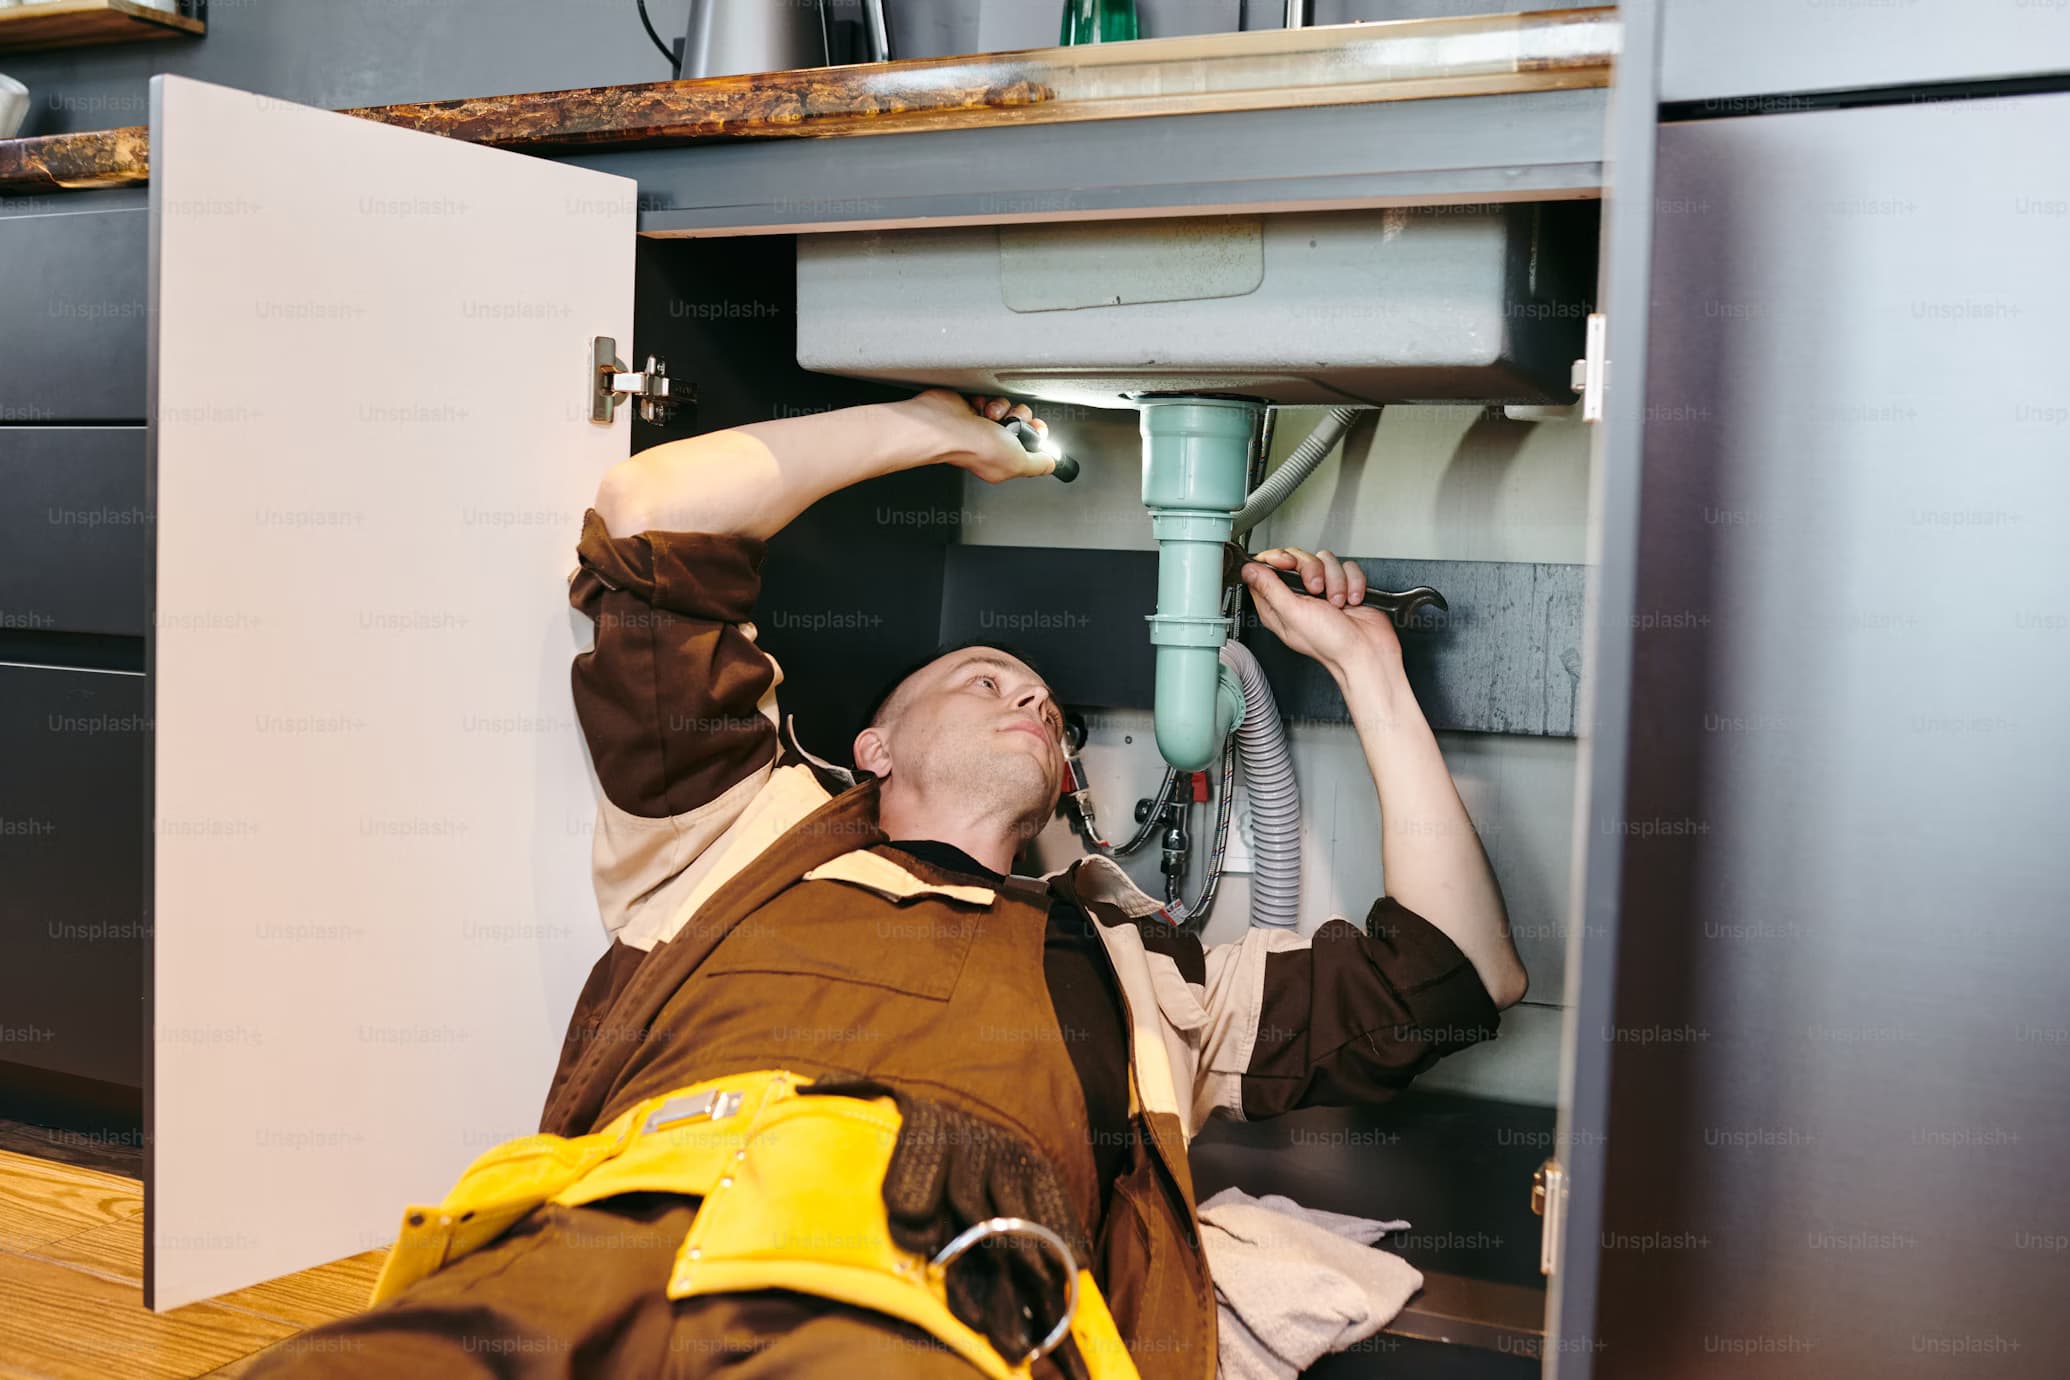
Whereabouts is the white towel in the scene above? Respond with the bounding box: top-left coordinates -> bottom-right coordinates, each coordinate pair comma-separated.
1196,1186 -> 1424,1380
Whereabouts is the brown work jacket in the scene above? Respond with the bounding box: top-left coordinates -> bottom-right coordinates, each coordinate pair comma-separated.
538,510 -> 1504,1380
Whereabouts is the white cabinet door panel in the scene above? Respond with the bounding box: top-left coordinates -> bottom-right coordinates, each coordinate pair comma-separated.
147,73 -> 635,1309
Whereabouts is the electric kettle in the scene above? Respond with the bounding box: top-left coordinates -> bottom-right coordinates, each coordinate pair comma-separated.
681,0 -> 891,79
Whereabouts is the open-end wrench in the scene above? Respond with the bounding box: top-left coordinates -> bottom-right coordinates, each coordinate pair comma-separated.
1222,540 -> 1447,620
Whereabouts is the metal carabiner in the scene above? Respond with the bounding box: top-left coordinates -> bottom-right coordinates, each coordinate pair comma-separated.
928,1216 -> 1082,1369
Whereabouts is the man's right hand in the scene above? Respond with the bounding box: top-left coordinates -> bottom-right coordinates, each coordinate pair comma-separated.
898,389 -> 1057,484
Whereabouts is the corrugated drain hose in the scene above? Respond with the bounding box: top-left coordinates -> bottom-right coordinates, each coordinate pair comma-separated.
1218,639 -> 1301,929
1230,406 -> 1371,539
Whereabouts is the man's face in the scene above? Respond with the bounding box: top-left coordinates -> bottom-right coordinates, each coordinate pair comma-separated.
863,650 -> 1065,818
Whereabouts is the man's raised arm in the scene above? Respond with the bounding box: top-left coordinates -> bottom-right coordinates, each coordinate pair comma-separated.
1241,547 -> 1528,1008
1145,547 -> 1526,1128
594,390 -> 1053,542
570,392 -> 1050,946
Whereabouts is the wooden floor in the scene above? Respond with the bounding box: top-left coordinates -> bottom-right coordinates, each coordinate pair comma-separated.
0,1148 -> 384,1379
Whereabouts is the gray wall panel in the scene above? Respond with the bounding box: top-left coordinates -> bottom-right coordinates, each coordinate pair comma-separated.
936,546 -> 1584,737
1662,0 -> 2070,104
1596,92 -> 2070,1377
0,0 -> 673,139
1251,557 -> 1584,737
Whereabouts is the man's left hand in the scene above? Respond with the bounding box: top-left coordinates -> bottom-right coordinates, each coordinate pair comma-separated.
1240,546 -> 1403,678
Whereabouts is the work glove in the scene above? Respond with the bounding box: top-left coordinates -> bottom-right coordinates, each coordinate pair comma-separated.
798,1077 -> 1093,1374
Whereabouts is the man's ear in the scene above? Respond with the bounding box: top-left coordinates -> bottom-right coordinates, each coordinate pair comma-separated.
853,725 -> 892,781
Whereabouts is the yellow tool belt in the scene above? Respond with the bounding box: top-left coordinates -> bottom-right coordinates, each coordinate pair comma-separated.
369,1068 -> 1138,1380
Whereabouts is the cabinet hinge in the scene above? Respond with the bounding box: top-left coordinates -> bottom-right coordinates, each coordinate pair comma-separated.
1569,312 -> 1608,423
1532,1155 -> 1567,1276
591,336 -> 688,426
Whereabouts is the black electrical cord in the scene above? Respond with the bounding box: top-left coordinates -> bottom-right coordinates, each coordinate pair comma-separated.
636,0 -> 679,70
1167,728 -> 1237,934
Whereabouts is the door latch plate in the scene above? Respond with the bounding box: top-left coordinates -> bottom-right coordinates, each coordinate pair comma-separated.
1571,312 -> 1608,422
1533,1156 -> 1567,1277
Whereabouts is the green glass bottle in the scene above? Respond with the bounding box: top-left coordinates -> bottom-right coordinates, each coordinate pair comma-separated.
1059,0 -> 1140,45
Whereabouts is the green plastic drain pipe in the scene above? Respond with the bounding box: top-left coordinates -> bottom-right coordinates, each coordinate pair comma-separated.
1140,397 -> 1261,771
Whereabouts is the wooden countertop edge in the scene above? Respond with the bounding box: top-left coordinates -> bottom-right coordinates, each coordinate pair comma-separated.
0,7 -> 1616,196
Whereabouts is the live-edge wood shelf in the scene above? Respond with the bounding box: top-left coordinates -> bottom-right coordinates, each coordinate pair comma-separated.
0,7 -> 1613,195
0,0 -> 203,55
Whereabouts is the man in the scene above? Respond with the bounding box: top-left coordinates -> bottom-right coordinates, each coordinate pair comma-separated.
257,390 -> 1525,1380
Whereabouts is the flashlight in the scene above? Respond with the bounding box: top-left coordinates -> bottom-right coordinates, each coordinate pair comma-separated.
1001,417 -> 1079,483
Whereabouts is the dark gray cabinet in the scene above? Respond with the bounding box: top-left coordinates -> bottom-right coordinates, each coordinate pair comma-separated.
0,204 -> 148,424
0,206 -> 151,1094
0,428 -> 150,638
0,664 -> 147,1088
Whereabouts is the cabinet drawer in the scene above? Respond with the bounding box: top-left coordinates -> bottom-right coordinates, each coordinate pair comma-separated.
0,664 -> 146,1088
0,428 -> 149,637
0,207 -> 148,423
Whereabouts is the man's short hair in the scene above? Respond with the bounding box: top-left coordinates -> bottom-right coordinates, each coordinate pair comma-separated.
861,639 -> 1053,733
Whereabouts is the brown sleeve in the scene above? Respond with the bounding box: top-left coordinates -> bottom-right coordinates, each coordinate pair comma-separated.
569,507 -> 778,821
1238,898 -> 1502,1120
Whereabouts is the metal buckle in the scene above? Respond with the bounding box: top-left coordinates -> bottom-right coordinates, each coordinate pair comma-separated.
927,1216 -> 1080,1368
642,1088 -> 744,1135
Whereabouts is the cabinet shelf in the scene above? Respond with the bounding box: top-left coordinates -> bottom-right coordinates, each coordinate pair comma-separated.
0,0 -> 203,54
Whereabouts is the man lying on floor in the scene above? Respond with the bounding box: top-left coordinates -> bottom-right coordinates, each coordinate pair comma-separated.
255,390 -> 1526,1380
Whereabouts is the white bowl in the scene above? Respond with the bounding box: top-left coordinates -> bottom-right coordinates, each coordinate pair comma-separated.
0,75 -> 30,141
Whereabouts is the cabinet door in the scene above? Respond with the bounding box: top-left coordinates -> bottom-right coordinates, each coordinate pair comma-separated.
147,74 -> 635,1309
1591,91 -> 2070,1379
1548,0 -> 1663,1372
